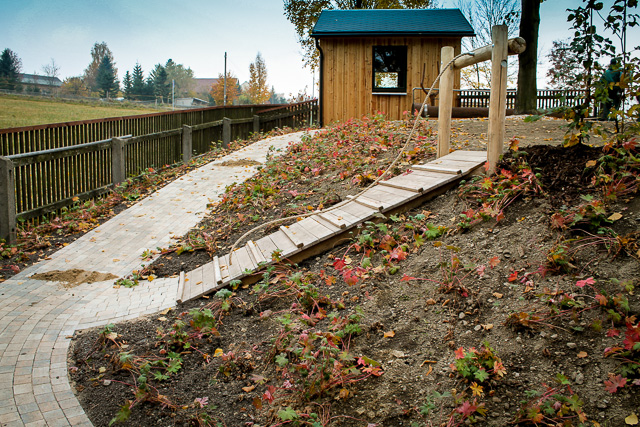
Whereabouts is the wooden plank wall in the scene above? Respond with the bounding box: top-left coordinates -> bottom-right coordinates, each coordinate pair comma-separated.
319,37 -> 462,124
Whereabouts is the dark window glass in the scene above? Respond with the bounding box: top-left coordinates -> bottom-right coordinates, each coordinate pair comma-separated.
372,46 -> 407,93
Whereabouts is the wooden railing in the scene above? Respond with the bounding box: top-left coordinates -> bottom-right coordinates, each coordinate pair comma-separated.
413,88 -> 587,110
0,100 -> 318,243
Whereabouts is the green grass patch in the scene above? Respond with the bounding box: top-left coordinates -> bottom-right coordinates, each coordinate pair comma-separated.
0,94 -> 165,129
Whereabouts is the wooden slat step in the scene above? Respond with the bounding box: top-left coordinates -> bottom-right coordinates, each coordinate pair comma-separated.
339,200 -> 378,220
318,211 -> 349,229
183,266 -> 204,302
219,255 -> 231,281
213,256 -> 223,285
379,176 -> 426,192
221,254 -> 243,281
420,158 -> 483,175
255,234 -> 280,261
281,222 -> 316,248
347,194 -> 383,211
202,262 -> 217,288
297,217 -> 337,240
325,208 -> 361,225
441,150 -> 487,162
410,169 -> 462,186
231,246 -> 257,275
268,230 -> 300,256
247,240 -> 267,266
177,271 -> 186,303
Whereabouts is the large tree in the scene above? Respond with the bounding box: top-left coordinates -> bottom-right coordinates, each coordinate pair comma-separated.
83,42 -> 116,92
41,58 -> 60,87
0,48 -> 22,91
165,59 -> 195,97
60,77 -> 89,97
284,0 -> 434,69
150,64 -> 171,103
209,71 -> 239,106
515,0 -> 542,113
248,52 -> 270,104
96,55 -> 119,98
545,38 -> 581,89
130,62 -> 148,100
456,0 -> 520,88
123,71 -> 133,99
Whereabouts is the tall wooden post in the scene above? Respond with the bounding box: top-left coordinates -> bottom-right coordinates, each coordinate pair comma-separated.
222,117 -> 231,149
0,157 -> 17,244
111,137 -> 126,186
437,46 -> 455,158
182,125 -> 193,163
487,25 -> 509,174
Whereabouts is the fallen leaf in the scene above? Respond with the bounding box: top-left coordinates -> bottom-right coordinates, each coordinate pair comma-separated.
242,385 -> 255,393
383,331 -> 395,338
425,365 -> 433,376
626,413 -> 639,425
157,317 -> 167,322
113,259 -> 120,262
586,160 -> 597,168
339,388 -> 349,399
482,324 -> 494,330
426,298 -> 436,305
608,212 -> 623,221
213,348 -> 223,357
99,367 -> 106,374
160,308 -> 172,315
492,292 -> 503,299
577,351 -> 588,358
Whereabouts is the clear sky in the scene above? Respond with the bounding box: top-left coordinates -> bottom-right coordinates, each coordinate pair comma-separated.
1,0 -> 637,95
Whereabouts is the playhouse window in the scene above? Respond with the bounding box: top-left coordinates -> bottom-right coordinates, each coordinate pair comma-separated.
372,46 -> 407,93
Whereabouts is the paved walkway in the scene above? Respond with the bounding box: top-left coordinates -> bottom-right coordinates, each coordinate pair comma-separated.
0,131 -> 312,427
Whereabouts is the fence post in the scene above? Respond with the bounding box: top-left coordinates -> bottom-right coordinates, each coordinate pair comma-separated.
437,46 -> 455,158
182,125 -> 193,163
487,25 -> 509,175
111,137 -> 126,186
253,115 -> 260,134
222,117 -> 231,149
0,157 -> 17,244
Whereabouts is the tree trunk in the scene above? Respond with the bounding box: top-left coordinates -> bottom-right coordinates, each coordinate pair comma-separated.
515,0 -> 541,114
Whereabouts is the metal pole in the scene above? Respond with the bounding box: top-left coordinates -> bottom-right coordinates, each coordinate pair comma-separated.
172,79 -> 175,110
224,52 -> 227,106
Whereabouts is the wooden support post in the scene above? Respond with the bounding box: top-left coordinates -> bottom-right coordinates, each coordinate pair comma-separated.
222,117 -> 231,149
437,46 -> 455,158
111,137 -> 126,186
182,125 -> 193,163
253,115 -> 260,134
487,25 -> 509,175
0,157 -> 17,244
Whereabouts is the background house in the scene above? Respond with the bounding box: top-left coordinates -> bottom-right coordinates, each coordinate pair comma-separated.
20,73 -> 62,94
311,9 -> 474,125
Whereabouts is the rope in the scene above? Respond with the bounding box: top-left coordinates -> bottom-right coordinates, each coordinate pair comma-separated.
228,51 -> 474,264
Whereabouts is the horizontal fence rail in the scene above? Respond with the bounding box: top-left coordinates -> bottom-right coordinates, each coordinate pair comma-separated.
0,100 -> 318,243
412,88 -> 588,110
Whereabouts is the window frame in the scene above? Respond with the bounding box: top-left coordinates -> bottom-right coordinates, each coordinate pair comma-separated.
372,45 -> 408,95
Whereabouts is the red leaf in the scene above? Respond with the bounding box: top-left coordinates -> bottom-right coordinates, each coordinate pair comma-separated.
456,400 -> 477,417
454,347 -> 465,359
604,374 -> 627,393
400,274 -> 415,282
595,294 -> 608,306
606,328 -> 621,338
622,137 -> 637,151
550,212 -> 566,229
333,258 -> 346,271
575,277 -> 595,288
508,271 -> 518,282
488,256 -> 500,268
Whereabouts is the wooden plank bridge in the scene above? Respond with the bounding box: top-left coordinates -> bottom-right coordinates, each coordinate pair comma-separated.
177,150 -> 487,304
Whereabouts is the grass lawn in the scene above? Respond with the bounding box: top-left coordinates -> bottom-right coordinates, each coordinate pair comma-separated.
0,94 -> 166,129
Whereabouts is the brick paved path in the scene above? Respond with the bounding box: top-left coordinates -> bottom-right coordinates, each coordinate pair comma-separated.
0,132 -> 311,426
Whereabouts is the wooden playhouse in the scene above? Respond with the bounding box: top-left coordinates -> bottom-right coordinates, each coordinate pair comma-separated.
311,8 -> 475,125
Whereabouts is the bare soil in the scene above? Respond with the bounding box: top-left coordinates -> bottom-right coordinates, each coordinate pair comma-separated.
68,117 -> 640,426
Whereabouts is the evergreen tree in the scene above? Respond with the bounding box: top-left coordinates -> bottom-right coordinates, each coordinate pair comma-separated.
150,64 -> 170,102
96,55 -> 119,98
131,62 -> 146,100
123,71 -> 133,99
0,48 -> 22,91
83,42 -> 116,92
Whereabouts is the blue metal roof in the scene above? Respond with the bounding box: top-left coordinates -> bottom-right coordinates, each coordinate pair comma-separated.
311,8 -> 475,38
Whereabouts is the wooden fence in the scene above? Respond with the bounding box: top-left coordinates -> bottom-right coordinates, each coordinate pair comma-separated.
0,100 -> 318,243
413,88 -> 587,110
